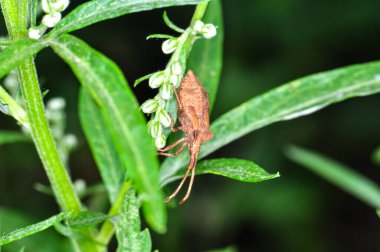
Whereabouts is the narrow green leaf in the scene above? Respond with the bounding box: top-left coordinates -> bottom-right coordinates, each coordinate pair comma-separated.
67,211 -> 109,229
0,131 -> 30,145
116,188 -> 142,252
0,39 -> 44,79
0,38 -> 13,45
187,0 -> 223,110
206,246 -> 238,252
49,34 -> 166,233
79,89 -> 125,203
49,0 -> 207,36
146,34 -> 174,40
160,60 -> 380,182
139,229 -> 152,252
134,72 -> 154,87
286,146 -> 380,208
163,11 -> 185,33
372,146 -> 380,165
0,212 -> 71,246
162,158 -> 279,186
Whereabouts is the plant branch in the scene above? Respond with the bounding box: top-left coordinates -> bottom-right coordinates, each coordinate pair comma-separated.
0,85 -> 28,126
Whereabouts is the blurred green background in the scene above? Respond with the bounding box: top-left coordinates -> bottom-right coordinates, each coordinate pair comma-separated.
1,0 -> 380,251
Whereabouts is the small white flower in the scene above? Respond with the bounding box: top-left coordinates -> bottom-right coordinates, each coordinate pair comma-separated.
202,24 -> 217,39
170,74 -> 181,88
157,109 -> 171,128
150,120 -> 162,138
171,62 -> 182,75
162,38 -> 178,54
193,20 -> 204,33
41,0 -> 52,13
155,134 -> 166,149
62,134 -> 78,149
28,26 -> 46,39
159,82 -> 171,100
42,12 -> 62,28
149,71 -> 166,89
47,97 -> 66,111
50,0 -> 70,12
140,99 -> 159,114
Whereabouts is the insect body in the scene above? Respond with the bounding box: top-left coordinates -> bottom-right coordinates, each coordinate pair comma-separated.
159,70 -> 213,204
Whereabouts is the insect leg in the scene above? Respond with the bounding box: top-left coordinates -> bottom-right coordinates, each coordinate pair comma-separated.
168,113 -> 182,132
158,137 -> 187,152
179,168 -> 196,204
171,84 -> 183,110
158,142 -> 187,157
164,162 -> 192,202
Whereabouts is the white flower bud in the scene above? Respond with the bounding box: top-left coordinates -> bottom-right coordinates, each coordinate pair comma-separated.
159,82 -> 171,100
150,120 -> 162,138
157,109 -> 171,128
50,0 -> 70,12
28,26 -> 46,39
47,97 -> 66,111
74,179 -> 86,194
193,20 -> 204,33
41,0 -> 52,13
140,99 -> 159,114
171,62 -> 182,75
155,134 -> 166,149
202,24 -> 217,39
42,12 -> 62,28
149,71 -> 165,89
170,74 -> 181,88
162,38 -> 178,54
62,134 -> 78,149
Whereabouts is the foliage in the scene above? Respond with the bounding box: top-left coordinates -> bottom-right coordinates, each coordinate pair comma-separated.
0,0 -> 380,251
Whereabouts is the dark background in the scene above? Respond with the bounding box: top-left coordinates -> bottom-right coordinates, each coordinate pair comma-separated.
1,0 -> 380,251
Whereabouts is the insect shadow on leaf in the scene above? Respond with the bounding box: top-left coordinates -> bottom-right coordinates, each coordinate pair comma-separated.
159,70 -> 213,204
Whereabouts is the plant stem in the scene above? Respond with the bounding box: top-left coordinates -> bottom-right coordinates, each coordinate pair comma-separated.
0,86 -> 28,126
1,1 -> 101,251
97,181 -> 131,246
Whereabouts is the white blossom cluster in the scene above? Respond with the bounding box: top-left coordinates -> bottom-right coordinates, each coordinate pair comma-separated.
139,17 -> 217,149
45,97 -> 78,165
28,0 -> 70,39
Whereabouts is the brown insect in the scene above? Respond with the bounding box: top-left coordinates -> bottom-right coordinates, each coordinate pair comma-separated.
158,70 -> 213,204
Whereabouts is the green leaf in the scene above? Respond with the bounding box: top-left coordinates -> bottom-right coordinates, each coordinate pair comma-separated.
187,0 -> 223,110
286,146 -> 380,208
134,72 -> 154,87
49,0 -> 207,36
160,60 -> 380,182
0,212 -> 71,246
0,39 -> 44,79
67,211 -> 109,229
163,11 -> 184,33
79,89 -> 125,203
0,131 -> 30,145
139,229 -> 152,252
206,246 -> 238,252
162,158 -> 279,186
372,146 -> 380,165
49,34 -> 166,233
116,188 -> 143,252
146,34 -> 174,40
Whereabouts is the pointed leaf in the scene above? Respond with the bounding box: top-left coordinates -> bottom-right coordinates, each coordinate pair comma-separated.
286,146 -> 380,208
0,212 -> 71,246
79,89 -> 124,203
139,229 -> 152,252
67,211 -> 109,229
162,158 -> 279,186
0,39 -> 44,79
163,11 -> 184,33
49,0 -> 207,36
161,60 -> 380,182
116,189 -> 142,252
0,131 -> 30,145
49,34 -> 166,233
187,0 -> 223,110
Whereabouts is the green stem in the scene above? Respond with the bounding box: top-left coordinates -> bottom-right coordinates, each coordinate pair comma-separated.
1,1 -> 101,251
97,181 -> 131,246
